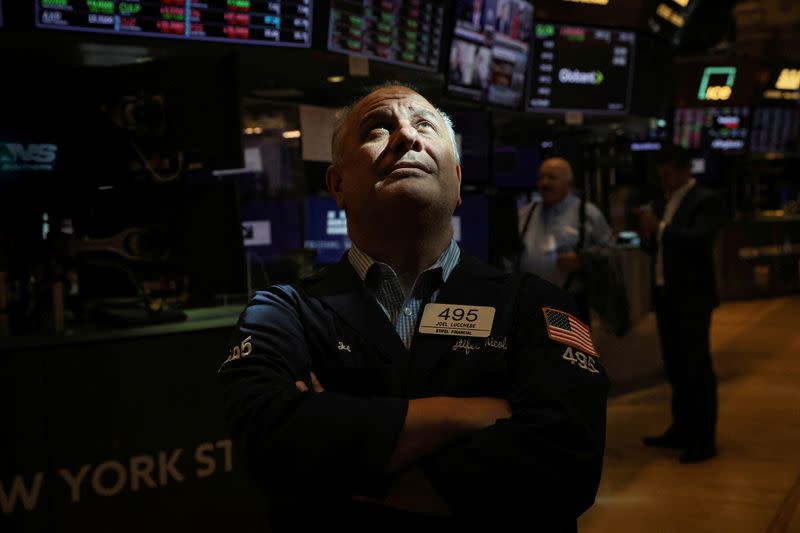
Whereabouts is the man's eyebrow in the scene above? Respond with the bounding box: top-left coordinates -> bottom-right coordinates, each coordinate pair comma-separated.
412,108 -> 441,125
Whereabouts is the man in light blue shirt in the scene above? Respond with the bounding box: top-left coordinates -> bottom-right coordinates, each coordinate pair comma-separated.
518,157 -> 613,321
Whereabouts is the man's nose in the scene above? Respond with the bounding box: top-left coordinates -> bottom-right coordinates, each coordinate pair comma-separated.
390,124 -> 423,155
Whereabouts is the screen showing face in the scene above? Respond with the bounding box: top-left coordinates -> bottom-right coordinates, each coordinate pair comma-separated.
750,107 -> 800,153
328,0 -> 445,71
35,0 -> 313,47
526,24 -> 635,113
452,194 -> 489,261
673,107 -> 750,153
303,196 -> 351,265
447,0 -> 534,107
241,198 -> 301,264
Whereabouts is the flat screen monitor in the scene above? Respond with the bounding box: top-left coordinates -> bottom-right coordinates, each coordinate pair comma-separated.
327,0 -> 445,71
303,196 -> 351,265
493,145 -> 539,188
35,0 -> 312,47
526,23 -> 635,113
452,195 -> 489,261
241,198 -> 301,265
750,107 -> 800,154
447,0 -> 534,107
673,107 -> 750,153
451,111 -> 491,184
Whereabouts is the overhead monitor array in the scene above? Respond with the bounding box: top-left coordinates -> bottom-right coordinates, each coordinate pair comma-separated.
327,0 -> 445,71
35,0 -> 313,47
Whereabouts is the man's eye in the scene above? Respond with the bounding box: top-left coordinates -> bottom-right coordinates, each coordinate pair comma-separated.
417,120 -> 434,130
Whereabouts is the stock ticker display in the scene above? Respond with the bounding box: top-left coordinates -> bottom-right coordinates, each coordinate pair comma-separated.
35,0 -> 313,47
328,0 -> 445,71
527,24 -> 635,113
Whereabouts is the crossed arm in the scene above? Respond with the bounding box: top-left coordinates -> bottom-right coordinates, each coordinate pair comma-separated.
295,371 -> 511,514
220,283 -> 607,523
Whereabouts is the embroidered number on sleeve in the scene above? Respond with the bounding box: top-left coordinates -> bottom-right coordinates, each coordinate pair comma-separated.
562,346 -> 599,374
223,336 -> 253,365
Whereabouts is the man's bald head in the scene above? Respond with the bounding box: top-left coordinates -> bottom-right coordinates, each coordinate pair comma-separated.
330,83 -> 460,167
538,157 -> 574,206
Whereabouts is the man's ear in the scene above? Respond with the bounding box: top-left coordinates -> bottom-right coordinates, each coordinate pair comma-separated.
325,164 -> 346,209
455,164 -> 462,208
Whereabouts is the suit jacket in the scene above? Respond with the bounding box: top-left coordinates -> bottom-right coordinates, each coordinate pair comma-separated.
219,254 -> 608,532
650,185 -> 726,309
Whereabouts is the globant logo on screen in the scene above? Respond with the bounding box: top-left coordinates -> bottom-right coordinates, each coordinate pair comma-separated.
558,68 -> 605,85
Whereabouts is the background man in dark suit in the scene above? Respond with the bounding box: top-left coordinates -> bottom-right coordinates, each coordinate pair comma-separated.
636,145 -> 726,464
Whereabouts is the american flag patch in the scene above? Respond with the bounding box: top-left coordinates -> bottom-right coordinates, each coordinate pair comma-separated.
542,308 -> 598,357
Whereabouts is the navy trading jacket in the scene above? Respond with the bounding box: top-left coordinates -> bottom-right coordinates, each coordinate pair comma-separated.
219,254 -> 609,532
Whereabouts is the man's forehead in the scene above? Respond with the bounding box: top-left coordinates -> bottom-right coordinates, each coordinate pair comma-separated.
352,87 -> 437,119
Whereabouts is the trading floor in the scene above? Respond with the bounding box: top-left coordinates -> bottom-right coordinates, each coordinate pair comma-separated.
580,296 -> 800,533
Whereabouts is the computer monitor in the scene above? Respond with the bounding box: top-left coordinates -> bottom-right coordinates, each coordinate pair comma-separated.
452,195 -> 489,261
673,107 -> 750,153
526,23 -> 636,113
447,0 -> 534,108
241,198 -> 301,265
451,111 -> 491,185
327,0 -> 445,71
750,107 -> 800,154
494,145 -> 540,188
303,196 -> 351,265
35,0 -> 313,47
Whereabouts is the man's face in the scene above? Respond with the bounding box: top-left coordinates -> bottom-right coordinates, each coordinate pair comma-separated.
327,87 -> 461,227
537,159 -> 572,206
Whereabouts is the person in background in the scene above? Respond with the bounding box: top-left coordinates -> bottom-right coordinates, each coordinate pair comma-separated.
220,84 -> 608,532
636,145 -> 725,464
517,157 -> 614,323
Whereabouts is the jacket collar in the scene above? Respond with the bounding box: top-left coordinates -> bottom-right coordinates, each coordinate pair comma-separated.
302,254 -> 509,395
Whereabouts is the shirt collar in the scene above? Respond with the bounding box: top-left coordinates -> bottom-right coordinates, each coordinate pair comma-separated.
543,193 -> 577,215
348,239 -> 461,286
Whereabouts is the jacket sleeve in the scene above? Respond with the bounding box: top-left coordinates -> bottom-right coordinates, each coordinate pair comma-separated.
218,286 -> 408,498
661,192 -> 725,251
423,278 -> 608,529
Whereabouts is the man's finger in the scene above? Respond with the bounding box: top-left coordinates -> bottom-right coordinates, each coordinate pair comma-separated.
295,380 -> 309,392
310,372 -> 325,393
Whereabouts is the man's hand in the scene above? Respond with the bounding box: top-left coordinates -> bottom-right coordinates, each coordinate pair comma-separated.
295,372 -> 325,393
634,207 -> 661,235
556,252 -> 581,274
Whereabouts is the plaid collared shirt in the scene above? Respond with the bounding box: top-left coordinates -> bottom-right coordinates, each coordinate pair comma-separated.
348,240 -> 461,349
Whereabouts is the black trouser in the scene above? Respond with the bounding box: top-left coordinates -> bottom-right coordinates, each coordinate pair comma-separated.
654,287 -> 718,445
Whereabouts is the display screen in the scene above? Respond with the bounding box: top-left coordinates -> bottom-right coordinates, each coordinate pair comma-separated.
241,198 -> 301,264
673,107 -> 750,153
35,0 -> 313,47
451,111 -> 491,184
447,0 -> 534,107
303,196 -> 351,265
328,0 -> 445,71
494,145 -> 539,188
750,107 -> 800,153
527,23 -> 635,113
452,195 -> 489,261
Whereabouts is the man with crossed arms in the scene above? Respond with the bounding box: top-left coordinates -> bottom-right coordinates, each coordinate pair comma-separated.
220,84 -> 608,532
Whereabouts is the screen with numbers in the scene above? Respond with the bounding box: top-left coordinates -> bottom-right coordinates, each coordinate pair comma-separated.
327,0 -> 445,71
526,23 -> 635,113
35,0 -> 313,47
